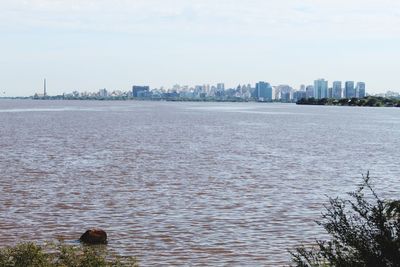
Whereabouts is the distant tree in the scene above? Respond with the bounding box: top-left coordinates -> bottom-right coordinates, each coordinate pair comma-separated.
384,99 -> 395,107
326,99 -> 336,105
297,98 -> 307,105
308,98 -> 317,105
365,97 -> 379,107
338,98 -> 349,106
349,98 -> 359,106
318,98 -> 328,105
357,99 -> 367,106
291,172 -> 400,267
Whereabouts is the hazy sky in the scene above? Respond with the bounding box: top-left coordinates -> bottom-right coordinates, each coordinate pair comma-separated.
1,0 -> 400,96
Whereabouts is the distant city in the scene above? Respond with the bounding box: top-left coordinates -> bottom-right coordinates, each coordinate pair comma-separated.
31,79 -> 400,102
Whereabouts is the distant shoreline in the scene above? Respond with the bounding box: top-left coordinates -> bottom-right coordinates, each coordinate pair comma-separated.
296,96 -> 400,107
1,96 -> 400,107
0,97 -> 288,103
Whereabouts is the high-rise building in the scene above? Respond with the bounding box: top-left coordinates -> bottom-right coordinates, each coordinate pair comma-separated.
332,81 -> 342,99
306,85 -> 314,99
272,86 -> 279,100
172,84 -> 181,91
275,85 -> 293,102
217,83 -> 225,91
281,92 -> 290,102
327,87 -> 333,99
356,82 -> 366,98
98,88 -> 108,98
255,81 -> 272,101
314,79 -> 328,99
277,85 -> 292,97
293,91 -> 306,102
344,81 -> 355,98
203,84 -> 210,94
132,85 -> 150,97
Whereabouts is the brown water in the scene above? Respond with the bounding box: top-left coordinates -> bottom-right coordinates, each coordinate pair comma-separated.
0,100 -> 399,266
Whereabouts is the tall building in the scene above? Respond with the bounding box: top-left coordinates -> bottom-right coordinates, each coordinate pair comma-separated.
356,82 -> 366,98
203,84 -> 210,94
272,86 -> 280,100
344,81 -> 355,98
293,91 -> 307,102
332,81 -> 342,99
306,85 -> 314,99
314,79 -> 328,99
255,81 -> 272,101
217,83 -> 225,91
276,85 -> 293,102
132,85 -> 150,97
98,88 -> 108,98
327,87 -> 333,99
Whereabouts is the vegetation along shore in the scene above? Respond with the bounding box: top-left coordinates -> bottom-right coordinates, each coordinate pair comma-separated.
297,96 -> 400,107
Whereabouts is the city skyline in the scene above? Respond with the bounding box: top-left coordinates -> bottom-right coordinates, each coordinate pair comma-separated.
1,0 -> 400,96
33,78 -> 368,96
1,78 -> 379,98
30,78 -> 379,102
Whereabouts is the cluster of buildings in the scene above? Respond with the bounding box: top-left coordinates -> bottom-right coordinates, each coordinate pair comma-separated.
308,79 -> 366,100
374,90 -> 400,98
129,79 -> 367,102
54,89 -> 131,99
35,79 -> 372,102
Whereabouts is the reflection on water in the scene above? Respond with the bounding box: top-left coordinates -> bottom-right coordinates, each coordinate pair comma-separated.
0,100 -> 399,266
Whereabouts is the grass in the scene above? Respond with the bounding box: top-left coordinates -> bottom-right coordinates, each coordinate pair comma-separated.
0,242 -> 139,267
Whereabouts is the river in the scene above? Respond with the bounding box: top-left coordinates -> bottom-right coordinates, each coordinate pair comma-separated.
0,100 -> 399,266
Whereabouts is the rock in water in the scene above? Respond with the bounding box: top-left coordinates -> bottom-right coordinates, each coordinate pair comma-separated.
80,229 -> 107,244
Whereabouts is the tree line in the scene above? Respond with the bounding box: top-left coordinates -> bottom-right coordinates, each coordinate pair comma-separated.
297,96 -> 400,107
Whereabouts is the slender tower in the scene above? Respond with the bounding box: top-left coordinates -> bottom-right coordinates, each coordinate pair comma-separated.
44,78 -> 47,97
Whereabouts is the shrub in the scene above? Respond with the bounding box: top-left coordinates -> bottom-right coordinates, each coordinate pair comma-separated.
291,172 -> 400,267
0,242 -> 138,267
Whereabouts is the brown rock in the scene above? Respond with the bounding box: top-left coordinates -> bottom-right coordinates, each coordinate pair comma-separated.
80,228 -> 107,244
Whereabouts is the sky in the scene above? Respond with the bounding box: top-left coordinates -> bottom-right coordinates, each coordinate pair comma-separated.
1,0 -> 400,96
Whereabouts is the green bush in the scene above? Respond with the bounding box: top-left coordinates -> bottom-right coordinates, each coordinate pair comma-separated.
291,172 -> 400,267
0,242 -> 138,267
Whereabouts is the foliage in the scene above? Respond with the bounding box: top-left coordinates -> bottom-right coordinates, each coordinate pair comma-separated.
0,242 -> 139,267
297,96 -> 400,107
290,172 -> 400,267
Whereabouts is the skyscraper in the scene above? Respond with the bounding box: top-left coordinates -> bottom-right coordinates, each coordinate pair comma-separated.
98,88 -> 108,98
255,81 -> 272,101
293,91 -> 306,102
356,82 -> 366,98
276,85 -> 293,102
327,87 -> 333,99
314,79 -> 328,99
132,85 -> 150,97
345,81 -> 355,98
332,81 -> 342,99
306,85 -> 314,99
